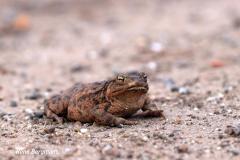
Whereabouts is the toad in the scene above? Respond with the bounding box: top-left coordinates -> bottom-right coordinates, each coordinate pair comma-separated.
44,71 -> 164,127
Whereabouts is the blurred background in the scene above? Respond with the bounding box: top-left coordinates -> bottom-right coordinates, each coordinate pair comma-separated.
1,1 -> 240,159
1,0 -> 240,103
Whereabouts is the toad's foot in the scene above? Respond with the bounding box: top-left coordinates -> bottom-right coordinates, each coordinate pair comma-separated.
44,107 -> 64,124
92,104 -> 138,127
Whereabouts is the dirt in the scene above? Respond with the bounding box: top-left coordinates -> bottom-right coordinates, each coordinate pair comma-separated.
0,0 -> 240,159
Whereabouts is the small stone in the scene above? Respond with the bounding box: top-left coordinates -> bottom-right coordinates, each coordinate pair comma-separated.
2,114 -> 12,121
64,147 -> 78,157
228,149 -> 240,156
161,78 -> 176,90
135,36 -> 149,53
80,128 -> 88,133
168,132 -> 175,137
102,144 -> 112,154
176,144 -> 189,153
171,86 -> 179,92
141,136 -> 149,142
218,134 -> 224,139
223,85 -> 234,94
225,124 -> 240,136
213,110 -> 220,115
44,126 -> 56,134
193,107 -> 199,111
227,109 -> 232,114
219,140 -> 230,148
210,59 -> 224,68
87,50 -> 99,60
33,111 -> 44,118
150,42 -> 164,53
25,89 -> 42,100
102,144 -> 121,157
0,109 -> 7,117
207,93 -> 224,103
43,91 -> 50,99
70,64 -> 88,73
146,61 -> 157,71
216,146 -> 222,150
10,100 -> 18,107
24,108 -> 33,115
74,121 -> 82,127
174,116 -> 182,124
208,113 -> 214,116
12,14 -> 31,32
178,87 -> 190,95
232,17 -> 240,28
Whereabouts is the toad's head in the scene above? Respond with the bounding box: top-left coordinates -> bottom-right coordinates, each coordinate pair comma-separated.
106,71 -> 149,98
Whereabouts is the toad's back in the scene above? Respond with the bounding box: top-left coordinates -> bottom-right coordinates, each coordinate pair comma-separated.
44,81 -> 107,121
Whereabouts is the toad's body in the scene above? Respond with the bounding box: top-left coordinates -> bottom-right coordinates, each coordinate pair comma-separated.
44,71 -> 164,126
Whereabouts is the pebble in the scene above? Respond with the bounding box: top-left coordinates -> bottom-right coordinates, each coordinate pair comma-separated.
135,36 -> 149,53
102,144 -> 112,154
87,50 -> 99,60
44,126 -> 56,134
223,85 -> 234,94
2,114 -> 14,121
146,61 -> 157,71
24,108 -> 34,115
232,17 -> 240,28
33,111 -> 44,118
80,128 -> 88,133
25,89 -> 42,100
225,124 -> 240,136
161,78 -> 176,90
102,144 -> 121,157
0,109 -> 7,117
207,93 -> 224,103
161,78 -> 190,94
10,100 -> 18,107
210,59 -> 224,68
174,116 -> 182,124
176,144 -> 189,153
178,87 -> 190,95
228,149 -> 240,156
150,42 -> 164,54
193,107 -> 199,111
70,64 -> 87,73
141,135 -> 149,142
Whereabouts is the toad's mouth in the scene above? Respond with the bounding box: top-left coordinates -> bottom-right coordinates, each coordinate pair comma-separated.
112,85 -> 149,95
127,86 -> 148,92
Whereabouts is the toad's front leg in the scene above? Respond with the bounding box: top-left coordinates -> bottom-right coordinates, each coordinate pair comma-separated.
140,97 -> 165,118
91,103 -> 137,127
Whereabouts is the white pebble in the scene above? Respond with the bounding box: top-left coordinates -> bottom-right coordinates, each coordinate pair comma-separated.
193,107 -> 199,111
24,108 -> 33,114
150,42 -> 164,53
141,136 -> 149,142
102,144 -> 112,153
80,128 -> 88,133
146,61 -> 157,71
208,113 -> 214,116
227,109 -> 232,113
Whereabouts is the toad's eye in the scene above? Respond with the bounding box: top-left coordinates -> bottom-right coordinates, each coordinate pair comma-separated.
117,76 -> 125,82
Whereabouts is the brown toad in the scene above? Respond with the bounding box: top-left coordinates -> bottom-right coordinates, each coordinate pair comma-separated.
44,71 -> 164,127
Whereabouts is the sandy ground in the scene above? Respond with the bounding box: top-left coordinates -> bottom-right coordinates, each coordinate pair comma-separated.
1,0 -> 240,159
